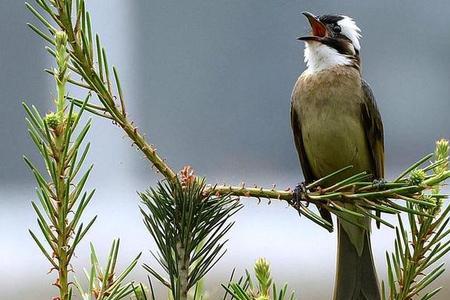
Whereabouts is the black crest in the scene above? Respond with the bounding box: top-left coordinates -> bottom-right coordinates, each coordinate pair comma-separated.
318,15 -> 344,25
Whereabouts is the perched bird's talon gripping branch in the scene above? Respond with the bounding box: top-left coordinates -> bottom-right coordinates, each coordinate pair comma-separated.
292,182 -> 309,202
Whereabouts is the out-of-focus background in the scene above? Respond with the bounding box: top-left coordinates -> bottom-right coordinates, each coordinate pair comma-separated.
1,1 -> 449,299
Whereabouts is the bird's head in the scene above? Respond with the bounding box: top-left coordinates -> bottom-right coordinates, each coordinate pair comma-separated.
298,12 -> 362,73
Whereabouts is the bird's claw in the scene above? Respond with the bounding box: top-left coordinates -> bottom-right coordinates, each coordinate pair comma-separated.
293,182 -> 308,204
372,178 -> 387,190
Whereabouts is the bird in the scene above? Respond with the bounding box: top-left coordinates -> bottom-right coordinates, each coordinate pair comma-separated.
290,12 -> 384,300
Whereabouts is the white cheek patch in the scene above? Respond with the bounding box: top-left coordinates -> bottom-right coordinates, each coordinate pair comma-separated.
337,16 -> 362,51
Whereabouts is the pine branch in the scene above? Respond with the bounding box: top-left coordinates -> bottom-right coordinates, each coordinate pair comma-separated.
140,173 -> 242,300
206,151 -> 450,232
383,139 -> 450,300
24,30 -> 96,300
26,0 -> 177,182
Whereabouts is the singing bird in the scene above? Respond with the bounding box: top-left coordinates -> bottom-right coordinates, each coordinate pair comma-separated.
291,12 -> 384,300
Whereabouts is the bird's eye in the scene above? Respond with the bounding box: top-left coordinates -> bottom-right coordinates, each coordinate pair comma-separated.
333,25 -> 341,33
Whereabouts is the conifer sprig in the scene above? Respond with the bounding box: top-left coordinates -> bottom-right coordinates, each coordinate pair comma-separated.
26,0 -> 177,181
24,30 -> 96,300
75,240 -> 142,300
140,177 -> 242,300
382,139 -> 450,300
223,258 -> 296,300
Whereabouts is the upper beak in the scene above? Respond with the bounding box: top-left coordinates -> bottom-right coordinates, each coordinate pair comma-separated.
298,11 -> 328,41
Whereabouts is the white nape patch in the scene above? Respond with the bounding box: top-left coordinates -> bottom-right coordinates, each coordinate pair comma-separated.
304,42 -> 352,74
337,16 -> 362,51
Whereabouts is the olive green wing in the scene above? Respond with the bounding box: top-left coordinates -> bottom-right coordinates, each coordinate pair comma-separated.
361,80 -> 384,180
361,80 -> 385,229
291,101 -> 332,224
291,103 -> 316,184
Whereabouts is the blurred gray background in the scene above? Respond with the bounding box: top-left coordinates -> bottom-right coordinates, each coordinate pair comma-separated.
1,1 -> 449,299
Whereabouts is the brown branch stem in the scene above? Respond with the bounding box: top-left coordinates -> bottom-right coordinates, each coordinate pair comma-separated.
206,184 -> 294,201
52,1 -> 177,182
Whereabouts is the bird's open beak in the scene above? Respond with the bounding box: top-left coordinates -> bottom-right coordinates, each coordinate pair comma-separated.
298,12 -> 328,42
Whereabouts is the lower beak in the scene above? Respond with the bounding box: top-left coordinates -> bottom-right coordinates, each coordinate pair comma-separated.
298,11 -> 327,41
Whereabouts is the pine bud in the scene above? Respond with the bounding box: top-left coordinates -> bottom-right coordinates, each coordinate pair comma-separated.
409,169 -> 426,185
44,112 -> 60,129
179,165 -> 195,188
55,31 -> 68,47
434,139 -> 449,174
254,258 -> 272,297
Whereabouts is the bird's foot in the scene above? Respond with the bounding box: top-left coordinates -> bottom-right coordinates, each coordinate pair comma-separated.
293,182 -> 308,204
372,178 -> 387,190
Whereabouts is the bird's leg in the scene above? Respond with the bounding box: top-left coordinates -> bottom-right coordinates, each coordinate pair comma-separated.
293,182 -> 309,205
372,178 -> 387,190
372,178 -> 386,229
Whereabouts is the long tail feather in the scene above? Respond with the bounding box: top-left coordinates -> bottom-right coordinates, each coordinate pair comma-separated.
333,221 -> 381,300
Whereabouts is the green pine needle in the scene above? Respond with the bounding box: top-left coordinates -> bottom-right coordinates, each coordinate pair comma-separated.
140,178 -> 242,300
223,258 -> 296,300
382,139 -> 450,300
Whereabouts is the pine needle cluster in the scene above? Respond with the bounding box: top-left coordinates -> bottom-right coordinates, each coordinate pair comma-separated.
140,178 -> 242,300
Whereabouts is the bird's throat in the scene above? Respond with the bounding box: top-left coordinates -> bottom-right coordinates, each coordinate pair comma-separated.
304,42 -> 353,74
